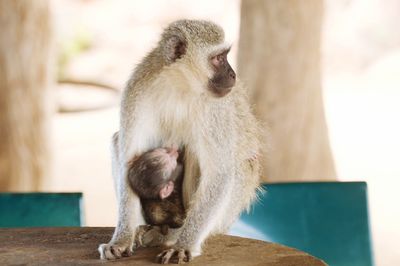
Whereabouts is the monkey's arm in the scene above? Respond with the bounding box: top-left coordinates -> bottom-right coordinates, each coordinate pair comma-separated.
158,119 -> 237,263
98,131 -> 146,259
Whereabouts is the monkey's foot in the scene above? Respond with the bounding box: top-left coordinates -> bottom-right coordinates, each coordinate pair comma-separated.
98,242 -> 133,260
135,225 -> 152,248
156,248 -> 192,264
142,226 -> 166,247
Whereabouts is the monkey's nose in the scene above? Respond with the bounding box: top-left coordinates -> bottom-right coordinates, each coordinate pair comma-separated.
230,70 -> 236,80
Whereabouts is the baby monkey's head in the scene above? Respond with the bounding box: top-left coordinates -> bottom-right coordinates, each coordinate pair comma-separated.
150,147 -> 179,177
128,146 -> 181,200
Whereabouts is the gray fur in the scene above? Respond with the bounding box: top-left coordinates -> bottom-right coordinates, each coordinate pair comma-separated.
98,20 -> 261,262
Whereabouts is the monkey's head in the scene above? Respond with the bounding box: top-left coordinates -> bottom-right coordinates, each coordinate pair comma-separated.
133,147 -> 180,200
151,147 -> 179,179
160,20 -> 236,98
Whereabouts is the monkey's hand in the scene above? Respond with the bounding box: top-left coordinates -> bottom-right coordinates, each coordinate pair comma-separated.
156,247 -> 192,264
98,241 -> 134,260
134,225 -> 153,248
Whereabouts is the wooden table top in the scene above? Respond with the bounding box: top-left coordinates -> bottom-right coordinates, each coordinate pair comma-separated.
0,227 -> 326,266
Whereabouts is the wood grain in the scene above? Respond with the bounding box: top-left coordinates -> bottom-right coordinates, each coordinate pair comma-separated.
0,227 -> 327,266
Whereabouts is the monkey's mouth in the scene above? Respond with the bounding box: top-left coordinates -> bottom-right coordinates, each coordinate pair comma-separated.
208,81 -> 234,98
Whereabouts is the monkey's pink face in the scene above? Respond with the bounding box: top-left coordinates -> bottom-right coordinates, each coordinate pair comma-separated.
154,147 -> 179,200
208,48 -> 236,97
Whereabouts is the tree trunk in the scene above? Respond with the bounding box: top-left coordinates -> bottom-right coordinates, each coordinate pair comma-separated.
0,0 -> 53,191
239,0 -> 336,181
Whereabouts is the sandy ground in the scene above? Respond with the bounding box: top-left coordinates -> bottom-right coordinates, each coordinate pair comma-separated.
46,1 -> 400,265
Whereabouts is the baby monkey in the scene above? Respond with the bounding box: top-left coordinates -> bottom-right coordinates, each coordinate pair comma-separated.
128,146 -> 186,236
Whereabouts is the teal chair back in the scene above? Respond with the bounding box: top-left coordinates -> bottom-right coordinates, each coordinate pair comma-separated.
229,182 -> 373,266
0,193 -> 83,227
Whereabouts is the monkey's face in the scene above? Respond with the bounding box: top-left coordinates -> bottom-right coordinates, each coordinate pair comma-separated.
152,147 -> 179,199
207,48 -> 236,97
160,20 -> 235,98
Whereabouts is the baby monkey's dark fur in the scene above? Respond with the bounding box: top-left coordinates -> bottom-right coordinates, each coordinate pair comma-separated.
128,147 -> 186,235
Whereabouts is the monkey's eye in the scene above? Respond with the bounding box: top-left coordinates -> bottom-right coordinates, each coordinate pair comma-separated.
211,54 -> 225,67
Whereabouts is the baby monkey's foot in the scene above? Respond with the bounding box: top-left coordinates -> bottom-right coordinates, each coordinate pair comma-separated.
156,248 -> 192,264
134,225 -> 152,248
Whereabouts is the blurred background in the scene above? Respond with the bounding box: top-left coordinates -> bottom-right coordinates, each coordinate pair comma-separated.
1,0 -> 399,265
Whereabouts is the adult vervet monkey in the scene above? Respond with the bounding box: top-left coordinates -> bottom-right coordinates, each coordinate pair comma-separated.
99,19 -> 261,264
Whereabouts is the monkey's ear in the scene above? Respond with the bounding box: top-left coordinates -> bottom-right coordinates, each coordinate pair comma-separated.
163,35 -> 187,64
159,181 -> 174,199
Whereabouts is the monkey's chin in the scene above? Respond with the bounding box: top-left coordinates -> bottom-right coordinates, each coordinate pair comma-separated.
209,87 -> 232,98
